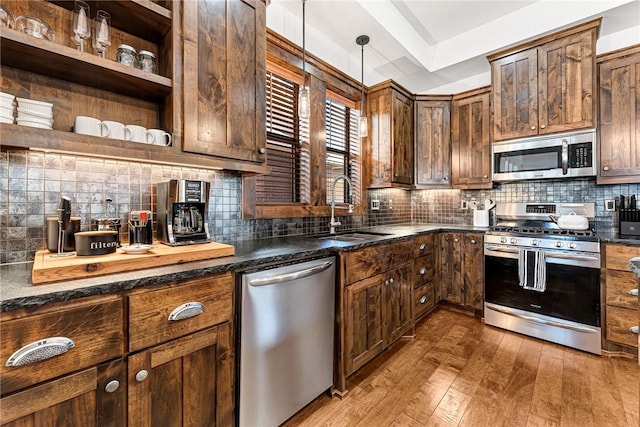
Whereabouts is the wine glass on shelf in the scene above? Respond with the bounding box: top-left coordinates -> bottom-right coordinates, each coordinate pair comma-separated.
72,0 -> 90,52
92,10 -> 111,58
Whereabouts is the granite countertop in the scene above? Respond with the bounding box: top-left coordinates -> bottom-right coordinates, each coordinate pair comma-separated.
630,257 -> 640,277
596,230 -> 640,246
0,223 -> 486,312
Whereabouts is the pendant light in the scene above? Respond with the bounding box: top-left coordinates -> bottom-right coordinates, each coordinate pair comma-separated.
356,35 -> 369,138
298,0 -> 310,119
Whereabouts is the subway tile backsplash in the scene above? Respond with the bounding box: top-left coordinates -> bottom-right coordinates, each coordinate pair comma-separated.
1,150 -> 639,264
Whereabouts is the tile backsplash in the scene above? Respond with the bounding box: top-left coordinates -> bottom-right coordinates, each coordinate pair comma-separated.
1,150 -> 638,264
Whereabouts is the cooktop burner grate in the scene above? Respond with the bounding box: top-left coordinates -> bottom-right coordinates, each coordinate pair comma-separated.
489,225 -> 595,238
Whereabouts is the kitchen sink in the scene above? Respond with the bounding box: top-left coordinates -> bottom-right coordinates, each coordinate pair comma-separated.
318,231 -> 392,242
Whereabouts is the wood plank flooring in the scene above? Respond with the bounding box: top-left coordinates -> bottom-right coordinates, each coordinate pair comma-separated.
284,308 -> 639,427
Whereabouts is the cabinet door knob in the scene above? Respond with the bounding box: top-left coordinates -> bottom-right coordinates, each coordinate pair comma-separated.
389,278 -> 394,284
629,326 -> 639,335
394,173 -> 399,177
136,370 -> 149,382
629,289 -> 638,296
259,147 -> 266,154
603,166 -> 610,171
531,126 -> 536,130
471,239 -> 476,244
105,380 -> 120,393
419,243 -> 426,250
420,295 -> 428,304
5,337 -> 75,367
168,302 -> 205,321
483,175 -> 488,179
420,267 -> 427,275
443,176 -> 448,181
454,238 -> 459,242
384,279 -> 390,286
540,124 -> 546,129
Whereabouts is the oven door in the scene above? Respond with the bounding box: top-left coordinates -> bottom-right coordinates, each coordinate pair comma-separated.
484,244 -> 600,327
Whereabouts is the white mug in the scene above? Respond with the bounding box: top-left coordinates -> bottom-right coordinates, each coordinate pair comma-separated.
126,125 -> 148,143
74,116 -> 102,136
101,120 -> 132,140
147,129 -> 172,146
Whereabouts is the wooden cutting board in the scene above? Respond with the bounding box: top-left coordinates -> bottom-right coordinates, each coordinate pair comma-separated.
32,242 -> 235,285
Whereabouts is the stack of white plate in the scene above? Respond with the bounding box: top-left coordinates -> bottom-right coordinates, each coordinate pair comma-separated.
16,97 -> 53,129
0,92 -> 15,124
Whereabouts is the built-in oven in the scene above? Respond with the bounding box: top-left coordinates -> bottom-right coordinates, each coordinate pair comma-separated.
492,129 -> 596,182
483,202 -> 602,355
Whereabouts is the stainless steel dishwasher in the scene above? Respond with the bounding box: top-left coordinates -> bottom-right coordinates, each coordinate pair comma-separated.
239,257 -> 335,427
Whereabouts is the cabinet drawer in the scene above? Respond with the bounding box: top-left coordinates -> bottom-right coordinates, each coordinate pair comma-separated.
413,255 -> 434,287
605,244 -> 640,271
413,234 -> 434,258
343,241 -> 413,285
414,282 -> 435,319
606,305 -> 638,348
128,272 -> 233,352
606,270 -> 639,310
1,295 -> 124,396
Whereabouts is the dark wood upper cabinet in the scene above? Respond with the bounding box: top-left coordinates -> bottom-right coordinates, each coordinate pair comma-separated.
597,45 -> 640,184
414,96 -> 452,188
489,19 -> 599,142
367,81 -> 414,188
182,0 -> 267,166
451,87 -> 491,189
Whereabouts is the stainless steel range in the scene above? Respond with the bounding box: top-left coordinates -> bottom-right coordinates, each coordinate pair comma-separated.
484,202 -> 601,354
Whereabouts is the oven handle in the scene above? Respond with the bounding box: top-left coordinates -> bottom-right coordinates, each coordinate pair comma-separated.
544,252 -> 599,262
561,140 -> 569,175
486,304 -> 599,334
485,245 -> 519,255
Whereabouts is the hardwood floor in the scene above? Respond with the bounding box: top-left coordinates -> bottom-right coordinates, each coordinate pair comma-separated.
284,308 -> 639,427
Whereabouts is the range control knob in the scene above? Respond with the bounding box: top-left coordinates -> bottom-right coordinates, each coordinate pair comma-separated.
500,237 -> 507,244
556,241 -> 564,248
510,238 -> 517,244
569,243 -> 577,249
531,239 -> 539,246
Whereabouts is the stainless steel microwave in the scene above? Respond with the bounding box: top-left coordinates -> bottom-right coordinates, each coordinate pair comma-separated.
492,129 -> 596,182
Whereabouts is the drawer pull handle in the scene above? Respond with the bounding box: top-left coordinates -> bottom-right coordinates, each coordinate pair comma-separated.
136,370 -> 149,382
420,295 -> 429,304
629,289 -> 638,296
420,267 -> 427,275
168,302 -> 205,321
105,380 -> 120,393
5,337 -> 75,367
629,326 -> 639,335
419,243 -> 426,250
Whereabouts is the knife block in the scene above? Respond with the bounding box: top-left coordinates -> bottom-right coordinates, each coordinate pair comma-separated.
619,209 -> 640,236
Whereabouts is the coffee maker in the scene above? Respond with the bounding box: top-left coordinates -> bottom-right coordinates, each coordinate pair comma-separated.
157,179 -> 211,246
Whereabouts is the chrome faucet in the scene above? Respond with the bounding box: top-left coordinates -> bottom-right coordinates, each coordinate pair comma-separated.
329,175 -> 354,234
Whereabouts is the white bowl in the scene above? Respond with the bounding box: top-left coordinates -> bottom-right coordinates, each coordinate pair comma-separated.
17,114 -> 53,125
16,107 -> 51,119
0,91 -> 15,101
17,119 -> 52,129
0,117 -> 14,124
16,97 -> 53,115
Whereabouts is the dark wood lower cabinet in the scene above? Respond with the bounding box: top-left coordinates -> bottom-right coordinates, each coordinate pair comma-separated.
1,360 -> 126,427
438,232 -> 484,311
128,323 -> 234,427
385,263 -> 414,343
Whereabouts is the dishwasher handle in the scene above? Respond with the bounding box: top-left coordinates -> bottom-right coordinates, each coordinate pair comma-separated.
248,260 -> 334,287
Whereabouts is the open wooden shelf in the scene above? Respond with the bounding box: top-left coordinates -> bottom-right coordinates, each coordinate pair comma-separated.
0,124 -> 271,174
0,28 -> 172,101
49,0 -> 172,42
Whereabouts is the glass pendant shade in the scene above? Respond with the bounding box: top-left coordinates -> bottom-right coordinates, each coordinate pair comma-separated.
359,115 -> 368,138
298,86 -> 310,119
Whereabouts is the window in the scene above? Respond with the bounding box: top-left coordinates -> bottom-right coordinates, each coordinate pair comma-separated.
325,98 -> 361,206
257,72 -> 309,203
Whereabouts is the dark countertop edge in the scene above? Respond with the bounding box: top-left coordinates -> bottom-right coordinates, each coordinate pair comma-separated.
1,223 -> 488,312
630,258 -> 640,278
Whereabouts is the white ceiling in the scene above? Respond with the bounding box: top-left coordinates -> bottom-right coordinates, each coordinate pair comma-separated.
266,0 -> 640,94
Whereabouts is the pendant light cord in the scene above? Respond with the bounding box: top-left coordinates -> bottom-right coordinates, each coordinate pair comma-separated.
360,43 -> 364,115
302,0 -> 306,88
